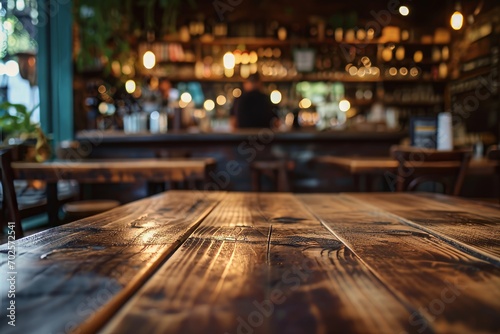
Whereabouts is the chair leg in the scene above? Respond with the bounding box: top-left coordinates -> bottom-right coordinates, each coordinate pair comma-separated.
251,169 -> 261,192
277,167 -> 289,192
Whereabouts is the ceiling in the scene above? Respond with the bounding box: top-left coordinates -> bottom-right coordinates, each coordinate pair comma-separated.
175,0 -> 497,32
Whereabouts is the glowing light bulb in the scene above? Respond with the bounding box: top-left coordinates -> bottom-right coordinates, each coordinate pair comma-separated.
299,98 -> 312,109
399,6 -> 409,16
125,80 -> 136,94
233,88 -> 242,98
339,99 -> 351,112
98,103 -> 110,114
5,60 -> 19,77
143,51 -> 156,69
249,51 -> 258,64
450,11 -> 463,30
216,95 -> 227,106
270,90 -> 282,104
223,52 -> 235,69
204,99 -> 215,111
180,92 -> 192,104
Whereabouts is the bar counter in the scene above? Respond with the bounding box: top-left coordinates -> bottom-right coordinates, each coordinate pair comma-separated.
75,129 -> 406,192
75,129 -> 406,145
73,129 -> 496,196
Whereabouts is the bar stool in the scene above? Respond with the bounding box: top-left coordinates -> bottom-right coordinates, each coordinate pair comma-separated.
57,141 -> 121,222
250,160 -> 295,192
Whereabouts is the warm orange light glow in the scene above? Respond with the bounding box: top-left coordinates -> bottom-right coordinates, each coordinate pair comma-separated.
399,6 -> 409,16
223,52 -> 235,69
143,51 -> 156,69
450,11 -> 463,30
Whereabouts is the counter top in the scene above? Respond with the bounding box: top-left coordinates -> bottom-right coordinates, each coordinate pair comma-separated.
76,129 -> 407,144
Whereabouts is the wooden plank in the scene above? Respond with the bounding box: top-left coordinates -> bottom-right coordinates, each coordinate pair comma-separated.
348,193 -> 500,264
416,192 -> 500,215
102,193 -> 420,334
299,193 -> 500,333
0,191 -> 223,334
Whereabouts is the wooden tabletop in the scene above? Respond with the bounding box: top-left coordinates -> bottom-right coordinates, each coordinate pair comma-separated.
1,191 -> 499,333
316,155 -> 498,175
11,158 -> 216,183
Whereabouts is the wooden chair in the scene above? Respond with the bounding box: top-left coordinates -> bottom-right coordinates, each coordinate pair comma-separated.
390,146 -> 472,196
0,149 -> 23,237
250,160 -> 295,192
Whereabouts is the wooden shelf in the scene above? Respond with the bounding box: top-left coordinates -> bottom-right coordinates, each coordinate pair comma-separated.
150,74 -> 448,84
450,67 -> 495,82
157,60 -> 196,65
381,100 -> 444,106
160,36 -> 449,47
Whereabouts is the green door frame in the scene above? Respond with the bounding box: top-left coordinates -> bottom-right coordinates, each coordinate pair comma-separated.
37,0 -> 74,144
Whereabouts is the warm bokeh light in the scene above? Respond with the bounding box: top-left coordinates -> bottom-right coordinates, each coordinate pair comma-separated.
413,51 -> 423,63
180,92 -> 192,103
339,99 -> 351,112
224,68 -> 234,78
241,52 -> 250,65
204,99 -> 215,111
270,90 -> 282,104
348,66 -> 358,76
399,6 -> 409,16
132,86 -> 142,99
122,64 -> 133,75
149,76 -> 159,90
223,52 -> 235,69
240,65 -> 250,79
194,109 -> 206,118
5,60 -> 19,77
450,11 -> 463,30
233,88 -> 242,98
249,51 -> 258,64
233,50 -> 242,64
216,95 -> 227,106
125,80 -> 136,94
143,51 -> 156,69
179,100 -> 189,108
98,85 -> 107,94
111,61 -> 121,76
98,102 -> 108,114
285,113 -> 294,128
299,98 -> 312,109
395,46 -> 405,60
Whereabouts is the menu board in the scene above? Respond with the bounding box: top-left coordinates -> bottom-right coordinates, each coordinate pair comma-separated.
410,116 -> 437,148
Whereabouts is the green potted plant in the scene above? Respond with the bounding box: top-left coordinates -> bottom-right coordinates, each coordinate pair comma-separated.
0,102 -> 51,162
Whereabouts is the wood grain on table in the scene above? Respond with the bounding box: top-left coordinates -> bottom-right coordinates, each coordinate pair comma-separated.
1,191 -> 499,334
0,191 -> 222,334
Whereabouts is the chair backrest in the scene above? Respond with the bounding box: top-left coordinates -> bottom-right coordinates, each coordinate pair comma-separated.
390,146 -> 472,196
0,148 -> 23,237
